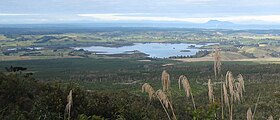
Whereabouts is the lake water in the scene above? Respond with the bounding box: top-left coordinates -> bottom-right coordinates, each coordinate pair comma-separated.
75,43 -> 218,58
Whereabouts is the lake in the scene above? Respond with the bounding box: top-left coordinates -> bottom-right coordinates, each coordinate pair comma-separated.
75,43 -> 218,58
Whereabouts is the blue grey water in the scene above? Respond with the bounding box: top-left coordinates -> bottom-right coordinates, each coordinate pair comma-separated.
75,43 -> 217,58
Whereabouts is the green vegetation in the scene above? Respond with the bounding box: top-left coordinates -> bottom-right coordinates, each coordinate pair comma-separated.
0,58 -> 279,119
0,28 -> 280,119
1,27 -> 280,61
1,28 -> 280,48
0,73 -> 167,120
1,58 -> 280,119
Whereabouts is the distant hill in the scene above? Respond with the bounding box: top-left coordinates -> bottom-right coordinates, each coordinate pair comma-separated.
1,20 -> 280,30
201,20 -> 236,29
205,20 -> 234,25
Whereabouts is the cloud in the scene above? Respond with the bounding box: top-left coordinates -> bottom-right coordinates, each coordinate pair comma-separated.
1,0 -> 280,24
0,13 -> 38,16
1,0 -> 280,15
216,15 -> 280,24
78,14 -> 280,24
1,13 -> 280,24
78,14 -> 195,22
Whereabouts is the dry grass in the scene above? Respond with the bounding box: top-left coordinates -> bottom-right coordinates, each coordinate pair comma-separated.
223,83 -> 230,107
140,60 -> 276,120
140,69 -> 277,120
178,75 -> 191,97
267,115 -> 273,120
142,83 -> 155,100
156,89 -> 170,108
162,70 -> 170,92
208,79 -> 214,103
213,46 -> 221,78
237,74 -> 245,102
234,82 -> 243,103
65,90 -> 73,120
223,71 -> 246,120
234,90 -> 241,103
253,93 -> 261,120
156,89 -> 177,120
226,71 -> 235,101
178,75 -> 196,110
141,83 -> 172,120
142,79 -> 177,120
247,107 -> 253,120
237,74 -> 245,92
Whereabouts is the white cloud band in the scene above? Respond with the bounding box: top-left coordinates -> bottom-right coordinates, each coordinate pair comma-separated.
78,14 -> 280,24
0,13 -> 39,16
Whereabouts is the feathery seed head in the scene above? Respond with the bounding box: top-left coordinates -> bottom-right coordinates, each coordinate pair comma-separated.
142,83 -> 155,100
226,71 -> 235,100
247,107 -> 252,120
162,70 -> 170,92
178,75 -> 186,90
223,83 -> 230,107
234,90 -> 241,103
65,90 -> 73,120
156,89 -> 170,108
268,115 -> 273,120
237,74 -> 245,92
213,46 -> 222,77
208,79 -> 214,103
178,75 -> 191,97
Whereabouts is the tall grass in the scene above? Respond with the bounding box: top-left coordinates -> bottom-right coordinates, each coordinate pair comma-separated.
142,82 -> 177,120
178,75 -> 196,110
247,107 -> 253,120
140,46 -> 277,120
223,71 -> 245,120
162,70 -> 170,92
213,46 -> 221,78
223,83 -> 230,108
65,90 -> 73,120
142,83 -> 155,100
140,69 -> 279,120
208,79 -> 214,103
213,46 -> 225,119
268,115 -> 273,120
156,89 -> 177,120
252,93 -> 261,120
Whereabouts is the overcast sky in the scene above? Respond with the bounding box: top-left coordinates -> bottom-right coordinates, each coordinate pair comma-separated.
1,0 -> 280,24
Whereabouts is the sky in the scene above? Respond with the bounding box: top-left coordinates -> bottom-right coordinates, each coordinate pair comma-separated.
1,0 -> 280,24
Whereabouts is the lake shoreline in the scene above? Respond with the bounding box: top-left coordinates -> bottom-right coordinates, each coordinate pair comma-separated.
75,42 -> 218,58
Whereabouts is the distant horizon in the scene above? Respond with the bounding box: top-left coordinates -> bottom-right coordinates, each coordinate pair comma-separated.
1,14 -> 280,25
1,19 -> 280,25
1,0 -> 280,25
